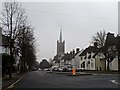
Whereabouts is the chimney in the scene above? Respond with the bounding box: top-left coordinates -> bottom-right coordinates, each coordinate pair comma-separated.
72,49 -> 75,55
76,48 -> 80,53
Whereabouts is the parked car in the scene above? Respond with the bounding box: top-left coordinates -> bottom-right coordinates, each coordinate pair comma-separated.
62,65 -> 73,72
67,66 -> 72,72
58,67 -> 63,72
43,68 -> 51,71
52,67 -> 59,71
62,66 -> 68,72
51,66 -> 59,71
38,68 -> 41,71
32,67 -> 37,71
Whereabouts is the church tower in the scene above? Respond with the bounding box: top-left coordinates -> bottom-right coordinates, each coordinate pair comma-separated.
57,28 -> 65,56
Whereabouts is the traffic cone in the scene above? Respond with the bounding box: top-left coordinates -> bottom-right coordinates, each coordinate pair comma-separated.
72,67 -> 76,75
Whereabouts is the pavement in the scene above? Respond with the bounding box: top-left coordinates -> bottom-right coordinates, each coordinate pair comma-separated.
2,73 -> 25,90
8,70 -> 119,88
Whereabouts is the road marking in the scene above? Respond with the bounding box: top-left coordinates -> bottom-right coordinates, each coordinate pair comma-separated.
110,80 -> 120,85
93,74 -> 112,76
5,74 -> 26,89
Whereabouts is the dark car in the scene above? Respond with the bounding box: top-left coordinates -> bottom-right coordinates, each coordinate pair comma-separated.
32,67 -> 37,71
67,66 -> 72,72
62,66 -> 72,72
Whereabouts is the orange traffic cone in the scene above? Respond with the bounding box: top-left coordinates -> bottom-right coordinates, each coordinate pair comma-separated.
72,67 -> 76,75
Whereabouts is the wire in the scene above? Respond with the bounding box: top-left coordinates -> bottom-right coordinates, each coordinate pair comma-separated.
35,10 -> 114,20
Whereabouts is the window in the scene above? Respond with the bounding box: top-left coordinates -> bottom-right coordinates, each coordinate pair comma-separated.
81,62 -> 85,68
88,61 -> 90,64
91,59 -> 93,61
91,63 -> 93,68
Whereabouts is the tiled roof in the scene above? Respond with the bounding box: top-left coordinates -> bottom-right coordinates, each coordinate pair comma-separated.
79,46 -> 98,56
62,52 -> 75,61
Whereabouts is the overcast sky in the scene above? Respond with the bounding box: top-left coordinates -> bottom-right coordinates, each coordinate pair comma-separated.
22,2 -> 119,62
0,0 -> 119,62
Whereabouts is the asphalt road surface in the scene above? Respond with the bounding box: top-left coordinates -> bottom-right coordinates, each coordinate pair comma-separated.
13,70 -> 119,88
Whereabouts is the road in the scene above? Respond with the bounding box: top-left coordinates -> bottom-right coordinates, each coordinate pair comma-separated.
12,70 -> 119,88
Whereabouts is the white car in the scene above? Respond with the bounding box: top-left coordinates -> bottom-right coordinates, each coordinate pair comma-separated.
58,67 -> 63,72
38,68 -> 41,71
67,66 -> 72,72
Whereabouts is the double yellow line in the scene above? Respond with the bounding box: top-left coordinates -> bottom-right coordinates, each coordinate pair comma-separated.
2,74 -> 26,90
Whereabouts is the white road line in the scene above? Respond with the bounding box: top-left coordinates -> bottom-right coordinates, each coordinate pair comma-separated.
92,73 -> 106,75
110,80 -> 120,85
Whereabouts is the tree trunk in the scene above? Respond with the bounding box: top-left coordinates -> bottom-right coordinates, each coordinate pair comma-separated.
107,61 -> 109,71
8,9 -> 13,78
23,60 -> 26,72
9,47 -> 13,78
107,56 -> 110,71
8,65 -> 12,78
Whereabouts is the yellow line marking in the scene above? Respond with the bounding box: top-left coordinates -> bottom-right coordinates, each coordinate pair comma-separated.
4,74 -> 26,90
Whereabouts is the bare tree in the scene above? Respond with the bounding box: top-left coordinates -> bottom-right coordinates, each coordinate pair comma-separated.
17,25 -> 36,73
92,32 -> 118,71
104,33 -> 117,71
91,30 -> 106,48
1,2 -> 27,78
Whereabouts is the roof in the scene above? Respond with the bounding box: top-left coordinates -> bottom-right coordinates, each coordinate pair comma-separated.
74,50 -> 81,56
79,46 -> 98,56
92,33 -> 118,58
0,35 -> 9,46
62,52 -> 75,61
115,35 -> 120,51
104,32 -> 116,48
74,49 -> 84,56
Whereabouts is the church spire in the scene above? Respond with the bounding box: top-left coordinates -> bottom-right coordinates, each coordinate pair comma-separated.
60,28 -> 62,42
57,27 -> 65,56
